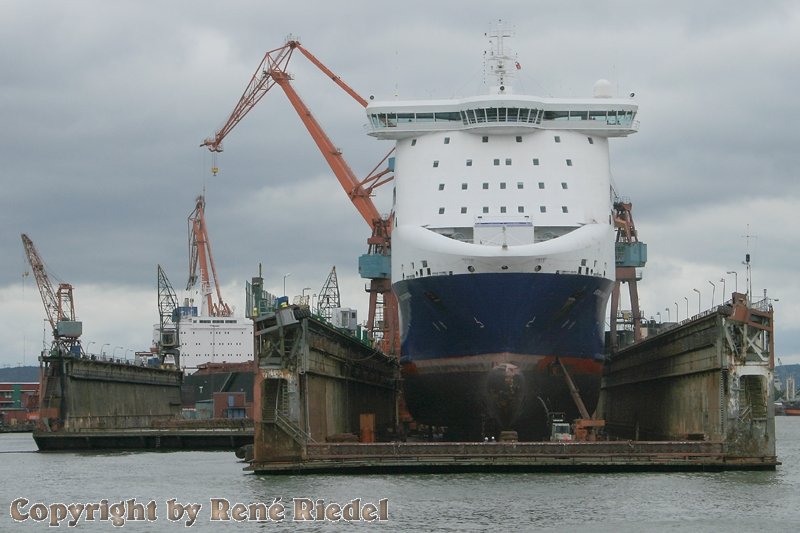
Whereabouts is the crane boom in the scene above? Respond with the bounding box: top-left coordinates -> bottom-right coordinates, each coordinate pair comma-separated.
21,233 -> 81,344
202,38 -> 399,354
201,38 -> 381,228
187,195 -> 232,317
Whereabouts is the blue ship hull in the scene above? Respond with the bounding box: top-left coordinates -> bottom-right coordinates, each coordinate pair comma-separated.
394,272 -> 613,439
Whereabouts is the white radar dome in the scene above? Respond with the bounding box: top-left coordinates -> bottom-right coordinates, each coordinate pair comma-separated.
593,79 -> 613,98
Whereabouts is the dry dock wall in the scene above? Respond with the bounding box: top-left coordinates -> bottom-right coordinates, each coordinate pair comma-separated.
252,307 -> 398,464
38,356 -> 182,432
602,294 -> 775,458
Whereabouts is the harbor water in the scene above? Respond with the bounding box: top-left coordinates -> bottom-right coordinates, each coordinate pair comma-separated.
2,418 -> 799,531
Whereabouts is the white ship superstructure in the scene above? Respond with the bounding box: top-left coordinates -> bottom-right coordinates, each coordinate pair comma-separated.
363,29 -> 639,439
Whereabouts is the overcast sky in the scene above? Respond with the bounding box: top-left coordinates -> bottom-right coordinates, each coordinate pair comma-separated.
2,1 -> 798,368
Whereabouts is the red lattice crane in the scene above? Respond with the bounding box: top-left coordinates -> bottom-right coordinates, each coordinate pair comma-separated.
609,200 -> 647,351
21,234 -> 82,352
202,38 -> 398,354
187,194 -> 232,317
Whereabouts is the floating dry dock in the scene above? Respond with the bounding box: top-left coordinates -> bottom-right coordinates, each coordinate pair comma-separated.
34,354 -> 252,451
248,291 -> 778,473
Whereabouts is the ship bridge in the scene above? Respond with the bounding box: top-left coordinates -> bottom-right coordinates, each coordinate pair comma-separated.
366,93 -> 638,140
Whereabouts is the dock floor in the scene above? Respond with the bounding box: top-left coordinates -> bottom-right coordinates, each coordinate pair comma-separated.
248,441 -> 779,474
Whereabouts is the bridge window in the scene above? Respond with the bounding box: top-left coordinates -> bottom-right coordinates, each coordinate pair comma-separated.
493,159 -> 500,166
505,158 -> 512,166
554,136 -> 561,143
444,137 -> 450,144
518,206 -> 525,213
483,206 -> 489,213
516,136 -> 522,143
438,208 -> 445,214
482,136 -> 489,143
540,206 -> 547,213
500,182 -> 507,190
539,182 -> 545,189
532,158 -> 540,166
561,182 -> 568,189
566,159 -> 573,166
517,182 -> 524,189
562,206 -> 569,213
500,206 -> 507,213
461,207 -> 467,214
433,160 -> 439,168
587,137 -> 594,144
466,159 -> 473,166
483,182 -> 489,189
462,183 -> 468,190
438,184 -> 445,191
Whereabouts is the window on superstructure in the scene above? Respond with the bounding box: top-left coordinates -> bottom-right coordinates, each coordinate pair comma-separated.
562,206 -> 569,213
517,182 -> 524,189
411,139 -> 417,146
518,206 -> 525,213
561,182 -> 568,189
540,206 -> 547,213
532,158 -> 540,166
500,206 -> 507,213
466,159 -> 473,166
438,184 -> 445,191
538,182 -> 545,189
566,159 -> 573,166
444,137 -> 450,144
505,158 -> 512,166
493,159 -> 500,166
486,108 -> 498,121
461,207 -> 467,214
500,182 -> 507,189
482,182 -> 489,190
433,160 -> 439,168
516,136 -> 522,143
554,136 -> 561,143
482,136 -> 489,143
438,208 -> 445,214
482,206 -> 489,213
587,137 -> 594,144
461,183 -> 468,190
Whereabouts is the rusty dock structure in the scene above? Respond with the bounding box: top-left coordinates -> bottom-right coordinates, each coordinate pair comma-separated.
247,287 -> 778,473
34,354 -> 253,451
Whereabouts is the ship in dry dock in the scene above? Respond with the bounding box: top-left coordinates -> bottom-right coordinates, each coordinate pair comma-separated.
365,29 -> 638,439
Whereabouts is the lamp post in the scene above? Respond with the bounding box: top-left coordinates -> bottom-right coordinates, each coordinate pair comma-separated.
708,280 -> 716,308
283,272 -> 292,296
101,343 -> 110,357
726,271 -> 738,293
656,311 -> 661,323
720,277 -> 726,304
113,346 -> 123,358
692,288 -> 701,314
87,341 -> 96,355
674,302 -> 679,322
665,307 -> 670,322
684,297 -> 689,318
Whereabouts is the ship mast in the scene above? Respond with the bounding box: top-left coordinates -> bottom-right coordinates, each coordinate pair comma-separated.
484,20 -> 517,94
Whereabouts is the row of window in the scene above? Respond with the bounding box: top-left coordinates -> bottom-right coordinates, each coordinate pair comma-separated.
412,135 -> 595,146
438,206 -> 570,214
439,181 -> 569,191
371,108 -> 635,128
435,158 -> 572,167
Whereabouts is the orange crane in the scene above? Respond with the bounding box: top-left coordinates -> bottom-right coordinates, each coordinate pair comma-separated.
609,200 -> 647,351
202,38 -> 398,354
21,234 -> 82,354
187,194 -> 232,317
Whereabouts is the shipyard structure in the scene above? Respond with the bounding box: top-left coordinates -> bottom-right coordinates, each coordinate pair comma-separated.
193,28 -> 779,471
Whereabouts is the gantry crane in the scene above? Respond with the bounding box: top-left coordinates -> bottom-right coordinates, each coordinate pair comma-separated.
187,194 -> 232,317
20,233 -> 82,356
609,200 -> 647,351
202,38 -> 398,355
158,264 -> 180,367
